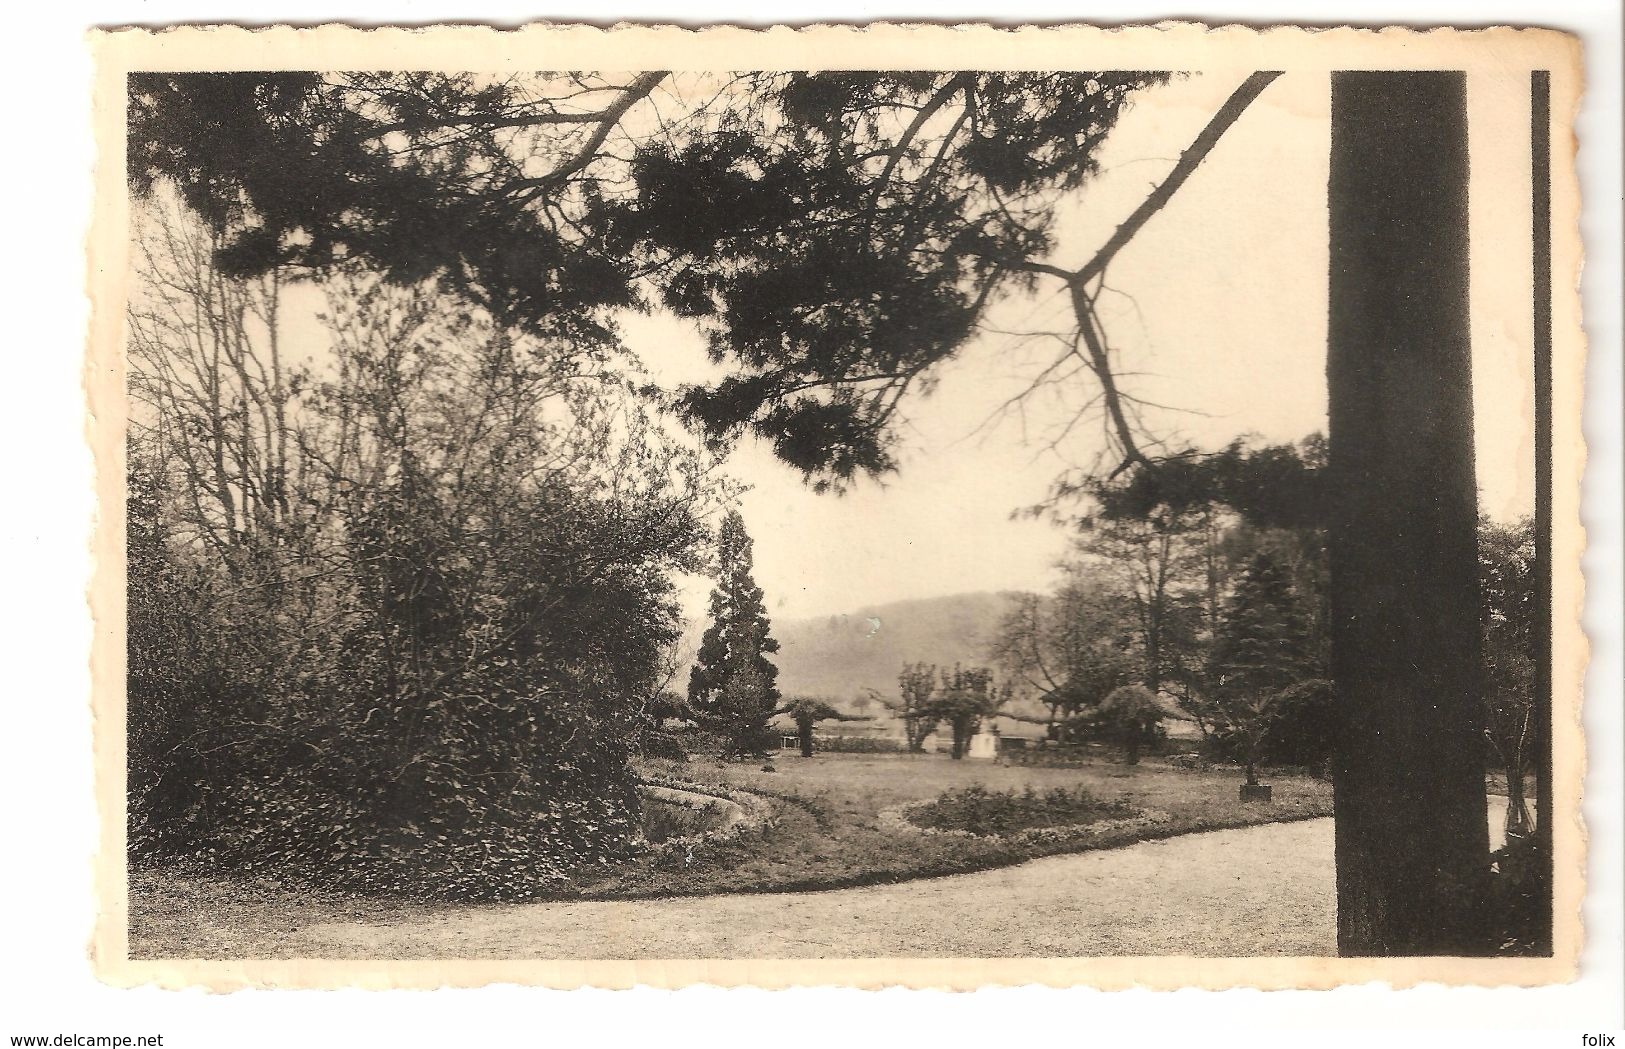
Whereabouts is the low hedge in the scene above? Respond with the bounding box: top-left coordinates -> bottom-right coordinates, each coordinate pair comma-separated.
812,735 -> 908,754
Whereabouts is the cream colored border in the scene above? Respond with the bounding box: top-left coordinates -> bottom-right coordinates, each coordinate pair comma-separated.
87,22 -> 1588,991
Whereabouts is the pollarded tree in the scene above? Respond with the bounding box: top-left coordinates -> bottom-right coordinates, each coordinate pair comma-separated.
777,697 -> 872,758
688,510 -> 782,746
927,665 -> 1007,760
1094,683 -> 1165,765
887,663 -> 941,753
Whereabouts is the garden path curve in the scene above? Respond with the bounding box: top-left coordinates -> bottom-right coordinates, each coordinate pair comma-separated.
304,818 -> 1337,958
298,800 -> 1513,959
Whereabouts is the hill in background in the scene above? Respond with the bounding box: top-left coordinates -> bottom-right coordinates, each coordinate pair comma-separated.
762,591 -> 1022,704
679,589 -> 1186,738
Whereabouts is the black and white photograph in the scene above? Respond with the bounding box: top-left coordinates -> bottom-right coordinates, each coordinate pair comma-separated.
86,23 -> 1590,991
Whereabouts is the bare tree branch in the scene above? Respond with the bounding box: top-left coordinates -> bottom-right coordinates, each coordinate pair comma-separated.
1075,71 -> 1282,285
1014,72 -> 1282,479
510,71 -> 670,199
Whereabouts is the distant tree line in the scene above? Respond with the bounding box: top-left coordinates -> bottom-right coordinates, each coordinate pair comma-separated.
992,437 -> 1539,798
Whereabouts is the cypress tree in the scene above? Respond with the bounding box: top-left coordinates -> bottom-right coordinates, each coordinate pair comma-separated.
688,510 -> 781,755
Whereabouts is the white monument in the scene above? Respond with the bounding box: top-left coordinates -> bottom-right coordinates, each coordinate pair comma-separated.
967,725 -> 998,761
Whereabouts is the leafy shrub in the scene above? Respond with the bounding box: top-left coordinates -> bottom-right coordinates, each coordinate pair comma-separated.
640,729 -> 691,763
907,783 -> 1135,837
1197,681 -> 1335,774
1482,836 -> 1549,954
1260,680 -> 1336,770
639,796 -> 727,844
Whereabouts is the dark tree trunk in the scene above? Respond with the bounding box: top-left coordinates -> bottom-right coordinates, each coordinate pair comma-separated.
1530,68 -> 1555,955
1326,71 -> 1492,956
797,716 -> 815,758
1504,764 -> 1533,840
1145,609 -> 1163,694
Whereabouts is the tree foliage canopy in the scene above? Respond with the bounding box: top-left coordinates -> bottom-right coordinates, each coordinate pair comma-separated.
129,70 -> 1171,488
1210,552 -> 1318,701
992,579 -> 1136,741
887,662 -> 942,753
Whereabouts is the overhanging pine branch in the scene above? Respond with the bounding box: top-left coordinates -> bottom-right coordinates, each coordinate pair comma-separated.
1048,70 -> 1282,479
1069,284 -> 1150,477
509,71 -> 670,198
1076,71 -> 1283,285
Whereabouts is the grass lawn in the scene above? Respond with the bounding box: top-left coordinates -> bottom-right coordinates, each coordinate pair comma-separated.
575,752 -> 1334,899
126,752 -> 1333,957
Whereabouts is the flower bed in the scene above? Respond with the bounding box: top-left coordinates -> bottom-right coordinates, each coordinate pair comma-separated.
879,783 -> 1172,846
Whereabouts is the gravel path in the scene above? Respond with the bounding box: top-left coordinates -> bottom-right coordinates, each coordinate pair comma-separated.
293,799 -> 1519,959
299,818 -> 1341,959
286,805 -> 1514,961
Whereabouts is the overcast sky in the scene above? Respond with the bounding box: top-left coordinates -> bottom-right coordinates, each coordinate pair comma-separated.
626,70 -> 1538,624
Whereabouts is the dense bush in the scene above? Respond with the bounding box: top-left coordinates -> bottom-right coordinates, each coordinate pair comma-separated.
126,239 -> 720,899
1196,681 -> 1335,775
640,729 -> 692,763
907,783 -> 1134,837
1000,742 -> 1097,766
126,467 -> 269,856
1258,680 -> 1336,769
128,455 -> 687,898
638,796 -> 728,844
1483,835 -> 1549,955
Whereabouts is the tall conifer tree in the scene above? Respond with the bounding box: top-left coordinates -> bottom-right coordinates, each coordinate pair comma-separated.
1211,552 -> 1316,699
1209,552 -> 1318,784
688,510 -> 780,753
